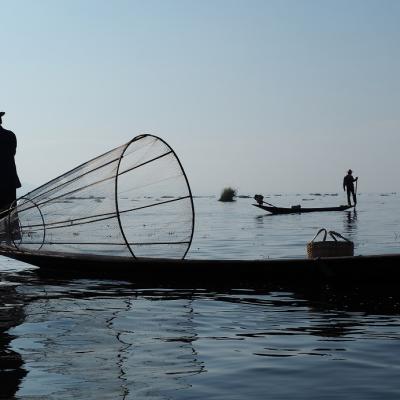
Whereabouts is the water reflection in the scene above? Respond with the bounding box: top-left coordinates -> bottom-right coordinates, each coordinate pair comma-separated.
343,210 -> 358,237
4,273 -> 400,399
0,278 -> 27,399
10,277 -> 205,399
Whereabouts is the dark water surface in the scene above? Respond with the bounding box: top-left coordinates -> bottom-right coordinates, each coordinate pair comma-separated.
1,193 -> 400,399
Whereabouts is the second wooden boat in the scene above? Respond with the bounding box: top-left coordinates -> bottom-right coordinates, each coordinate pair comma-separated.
253,203 -> 353,214
252,194 -> 354,214
253,194 -> 353,214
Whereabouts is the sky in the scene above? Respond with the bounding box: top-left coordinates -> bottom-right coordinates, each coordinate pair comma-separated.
1,0 -> 400,196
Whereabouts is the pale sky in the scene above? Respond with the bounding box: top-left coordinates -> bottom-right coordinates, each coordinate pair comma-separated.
1,0 -> 399,196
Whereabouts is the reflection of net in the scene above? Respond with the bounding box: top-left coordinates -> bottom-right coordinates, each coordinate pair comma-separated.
0,135 -> 195,260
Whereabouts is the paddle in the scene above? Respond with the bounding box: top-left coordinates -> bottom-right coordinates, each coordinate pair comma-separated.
354,178 -> 358,208
254,194 -> 277,208
262,200 -> 277,208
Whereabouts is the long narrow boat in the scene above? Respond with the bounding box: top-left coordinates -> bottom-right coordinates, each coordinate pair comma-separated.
253,203 -> 353,214
1,246 -> 400,287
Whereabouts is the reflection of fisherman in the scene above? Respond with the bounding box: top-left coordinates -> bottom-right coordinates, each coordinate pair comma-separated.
0,112 -> 21,213
343,169 -> 358,206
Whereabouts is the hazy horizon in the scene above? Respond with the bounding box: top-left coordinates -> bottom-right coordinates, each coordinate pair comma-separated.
16,182 -> 396,200
2,0 -> 400,195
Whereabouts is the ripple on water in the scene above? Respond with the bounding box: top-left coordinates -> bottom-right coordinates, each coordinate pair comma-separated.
0,194 -> 400,399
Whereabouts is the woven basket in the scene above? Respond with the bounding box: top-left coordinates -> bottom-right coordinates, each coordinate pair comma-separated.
307,229 -> 354,258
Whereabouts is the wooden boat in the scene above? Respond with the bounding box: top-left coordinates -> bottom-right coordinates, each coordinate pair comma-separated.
1,246 -> 400,287
253,203 -> 353,214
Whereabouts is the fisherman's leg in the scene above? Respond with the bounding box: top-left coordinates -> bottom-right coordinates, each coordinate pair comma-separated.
0,192 -> 13,242
346,190 -> 351,206
352,191 -> 357,206
0,188 -> 16,212
0,197 -> 9,214
1,188 -> 20,243
8,189 -> 21,241
0,211 -> 7,242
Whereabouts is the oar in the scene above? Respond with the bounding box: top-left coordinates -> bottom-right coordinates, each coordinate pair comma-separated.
354,178 -> 358,208
262,199 -> 277,208
254,194 -> 277,208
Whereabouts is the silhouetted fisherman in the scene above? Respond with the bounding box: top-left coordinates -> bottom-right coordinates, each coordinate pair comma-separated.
0,112 -> 21,213
343,169 -> 358,206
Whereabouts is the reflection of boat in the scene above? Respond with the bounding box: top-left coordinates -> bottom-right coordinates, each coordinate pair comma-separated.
2,246 -> 400,287
253,203 -> 353,214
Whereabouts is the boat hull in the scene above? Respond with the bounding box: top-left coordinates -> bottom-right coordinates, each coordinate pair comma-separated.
1,247 -> 400,288
253,204 -> 353,214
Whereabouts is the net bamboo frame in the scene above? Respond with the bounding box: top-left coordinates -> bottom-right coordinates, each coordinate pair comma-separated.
0,135 -> 195,260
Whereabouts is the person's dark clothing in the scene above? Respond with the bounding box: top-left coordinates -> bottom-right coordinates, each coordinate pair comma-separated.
0,126 -> 21,211
343,174 -> 357,206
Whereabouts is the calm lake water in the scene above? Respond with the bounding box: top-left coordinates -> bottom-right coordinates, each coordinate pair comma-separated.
1,193 -> 400,399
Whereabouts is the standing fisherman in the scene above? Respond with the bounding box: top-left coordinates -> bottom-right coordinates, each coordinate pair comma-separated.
0,112 -> 21,213
343,169 -> 358,207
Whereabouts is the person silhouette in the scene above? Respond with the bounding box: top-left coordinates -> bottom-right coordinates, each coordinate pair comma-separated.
343,169 -> 358,206
0,112 -> 21,213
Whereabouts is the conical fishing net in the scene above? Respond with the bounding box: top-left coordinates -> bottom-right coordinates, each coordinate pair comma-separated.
0,135 -> 195,260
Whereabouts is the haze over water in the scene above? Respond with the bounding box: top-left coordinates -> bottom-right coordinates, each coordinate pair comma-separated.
2,0 -> 400,397
1,193 -> 400,399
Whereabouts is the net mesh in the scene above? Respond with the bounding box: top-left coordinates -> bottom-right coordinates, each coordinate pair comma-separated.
0,135 -> 195,260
